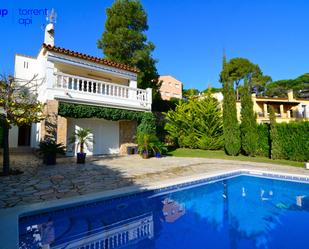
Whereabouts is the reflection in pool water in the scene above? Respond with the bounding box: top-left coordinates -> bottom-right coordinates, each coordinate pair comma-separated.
19,175 -> 309,249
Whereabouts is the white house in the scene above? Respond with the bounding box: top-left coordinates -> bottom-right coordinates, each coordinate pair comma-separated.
10,23 -> 152,155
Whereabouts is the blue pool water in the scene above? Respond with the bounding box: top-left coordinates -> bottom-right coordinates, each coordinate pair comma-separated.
19,175 -> 309,249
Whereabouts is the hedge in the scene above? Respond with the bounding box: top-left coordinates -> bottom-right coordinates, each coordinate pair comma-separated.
273,122 -> 309,161
256,124 -> 270,157
257,122 -> 309,162
58,102 -> 147,121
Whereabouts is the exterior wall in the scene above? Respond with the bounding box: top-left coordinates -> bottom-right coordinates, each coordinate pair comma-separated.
119,120 -> 137,155
8,126 -> 18,148
14,55 -> 37,81
67,118 -> 119,156
159,75 -> 182,100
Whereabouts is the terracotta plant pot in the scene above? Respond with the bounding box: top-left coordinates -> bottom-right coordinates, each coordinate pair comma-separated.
142,151 -> 149,159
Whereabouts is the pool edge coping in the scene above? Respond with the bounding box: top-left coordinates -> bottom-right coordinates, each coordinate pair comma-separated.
2,168 -> 309,249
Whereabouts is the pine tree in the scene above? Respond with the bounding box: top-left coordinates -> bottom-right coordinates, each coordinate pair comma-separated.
222,81 -> 241,155
97,0 -> 160,95
240,82 -> 258,156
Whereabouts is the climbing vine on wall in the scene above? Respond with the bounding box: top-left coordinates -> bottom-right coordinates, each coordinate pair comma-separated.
58,102 -> 149,121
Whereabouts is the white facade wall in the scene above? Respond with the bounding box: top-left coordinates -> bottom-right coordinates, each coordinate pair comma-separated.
67,118 -> 119,156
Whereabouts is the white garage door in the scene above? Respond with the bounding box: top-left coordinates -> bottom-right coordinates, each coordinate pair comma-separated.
67,118 -> 119,155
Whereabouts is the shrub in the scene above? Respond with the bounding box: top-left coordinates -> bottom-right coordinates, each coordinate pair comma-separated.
256,124 -> 270,157
137,112 -> 156,135
272,122 -> 309,161
165,92 -> 223,150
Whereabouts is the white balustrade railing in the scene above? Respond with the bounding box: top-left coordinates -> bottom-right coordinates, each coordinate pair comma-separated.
51,214 -> 154,249
54,72 -> 149,104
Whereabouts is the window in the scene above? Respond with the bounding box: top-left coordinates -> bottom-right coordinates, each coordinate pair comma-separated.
168,82 -> 172,86
175,84 -> 180,89
23,61 -> 29,69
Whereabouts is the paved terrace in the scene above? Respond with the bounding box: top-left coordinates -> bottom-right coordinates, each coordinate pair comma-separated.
1,154 -> 309,209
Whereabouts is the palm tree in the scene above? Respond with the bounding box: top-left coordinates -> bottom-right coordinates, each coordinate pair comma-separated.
69,128 -> 93,163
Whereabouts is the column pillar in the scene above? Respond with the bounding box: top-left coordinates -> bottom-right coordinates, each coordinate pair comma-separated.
41,100 -> 59,141
40,100 -> 67,146
263,103 -> 268,118
57,116 -> 67,146
280,104 -> 284,118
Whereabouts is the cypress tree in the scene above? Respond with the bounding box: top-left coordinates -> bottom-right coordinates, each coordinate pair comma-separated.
240,82 -> 258,156
222,81 -> 241,155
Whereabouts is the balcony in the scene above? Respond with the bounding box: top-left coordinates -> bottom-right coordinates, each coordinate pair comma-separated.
50,72 -> 152,111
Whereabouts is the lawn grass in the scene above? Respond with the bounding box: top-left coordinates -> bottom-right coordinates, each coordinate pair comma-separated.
168,148 -> 305,168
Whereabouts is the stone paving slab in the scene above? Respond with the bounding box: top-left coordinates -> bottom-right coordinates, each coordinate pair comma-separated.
0,154 -> 308,209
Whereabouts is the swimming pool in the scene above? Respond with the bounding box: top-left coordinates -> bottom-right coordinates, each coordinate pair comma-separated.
18,172 -> 309,249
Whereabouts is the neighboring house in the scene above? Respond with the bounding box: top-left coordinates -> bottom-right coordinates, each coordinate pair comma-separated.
213,90 -> 309,123
248,90 -> 309,123
159,75 -> 182,100
9,23 -> 152,155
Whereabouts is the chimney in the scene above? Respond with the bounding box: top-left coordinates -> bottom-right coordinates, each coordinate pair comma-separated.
287,89 -> 294,101
44,23 -> 54,46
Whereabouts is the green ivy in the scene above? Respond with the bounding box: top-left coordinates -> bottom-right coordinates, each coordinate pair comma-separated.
58,102 -> 147,121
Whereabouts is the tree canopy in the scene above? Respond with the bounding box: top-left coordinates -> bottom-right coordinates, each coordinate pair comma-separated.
220,57 -> 271,99
0,75 -> 44,175
97,0 -> 160,95
182,88 -> 200,99
265,73 -> 309,98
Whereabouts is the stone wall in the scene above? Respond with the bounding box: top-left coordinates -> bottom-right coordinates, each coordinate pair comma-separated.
40,100 -> 67,145
119,120 -> 137,155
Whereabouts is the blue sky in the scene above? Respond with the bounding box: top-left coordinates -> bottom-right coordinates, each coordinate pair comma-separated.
1,0 -> 309,90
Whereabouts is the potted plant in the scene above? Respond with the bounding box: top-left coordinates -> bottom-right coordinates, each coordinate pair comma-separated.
137,133 -> 163,159
37,139 -> 66,165
153,141 -> 168,158
69,128 -> 93,164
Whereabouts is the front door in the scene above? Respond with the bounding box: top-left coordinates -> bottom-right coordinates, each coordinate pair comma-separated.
18,125 -> 31,146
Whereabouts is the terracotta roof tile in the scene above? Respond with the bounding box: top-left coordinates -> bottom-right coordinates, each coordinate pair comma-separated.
42,43 -> 139,73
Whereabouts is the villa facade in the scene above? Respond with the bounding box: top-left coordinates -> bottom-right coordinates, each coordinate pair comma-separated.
9,23 -> 152,155
213,91 -> 309,123
238,90 -> 309,123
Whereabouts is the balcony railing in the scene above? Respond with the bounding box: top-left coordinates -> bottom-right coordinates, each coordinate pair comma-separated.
54,72 -> 150,105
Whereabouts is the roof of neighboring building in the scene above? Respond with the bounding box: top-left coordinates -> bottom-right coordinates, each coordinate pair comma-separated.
42,43 -> 139,73
159,75 -> 182,84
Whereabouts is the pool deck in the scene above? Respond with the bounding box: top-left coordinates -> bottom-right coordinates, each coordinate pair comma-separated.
1,154 -> 309,209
